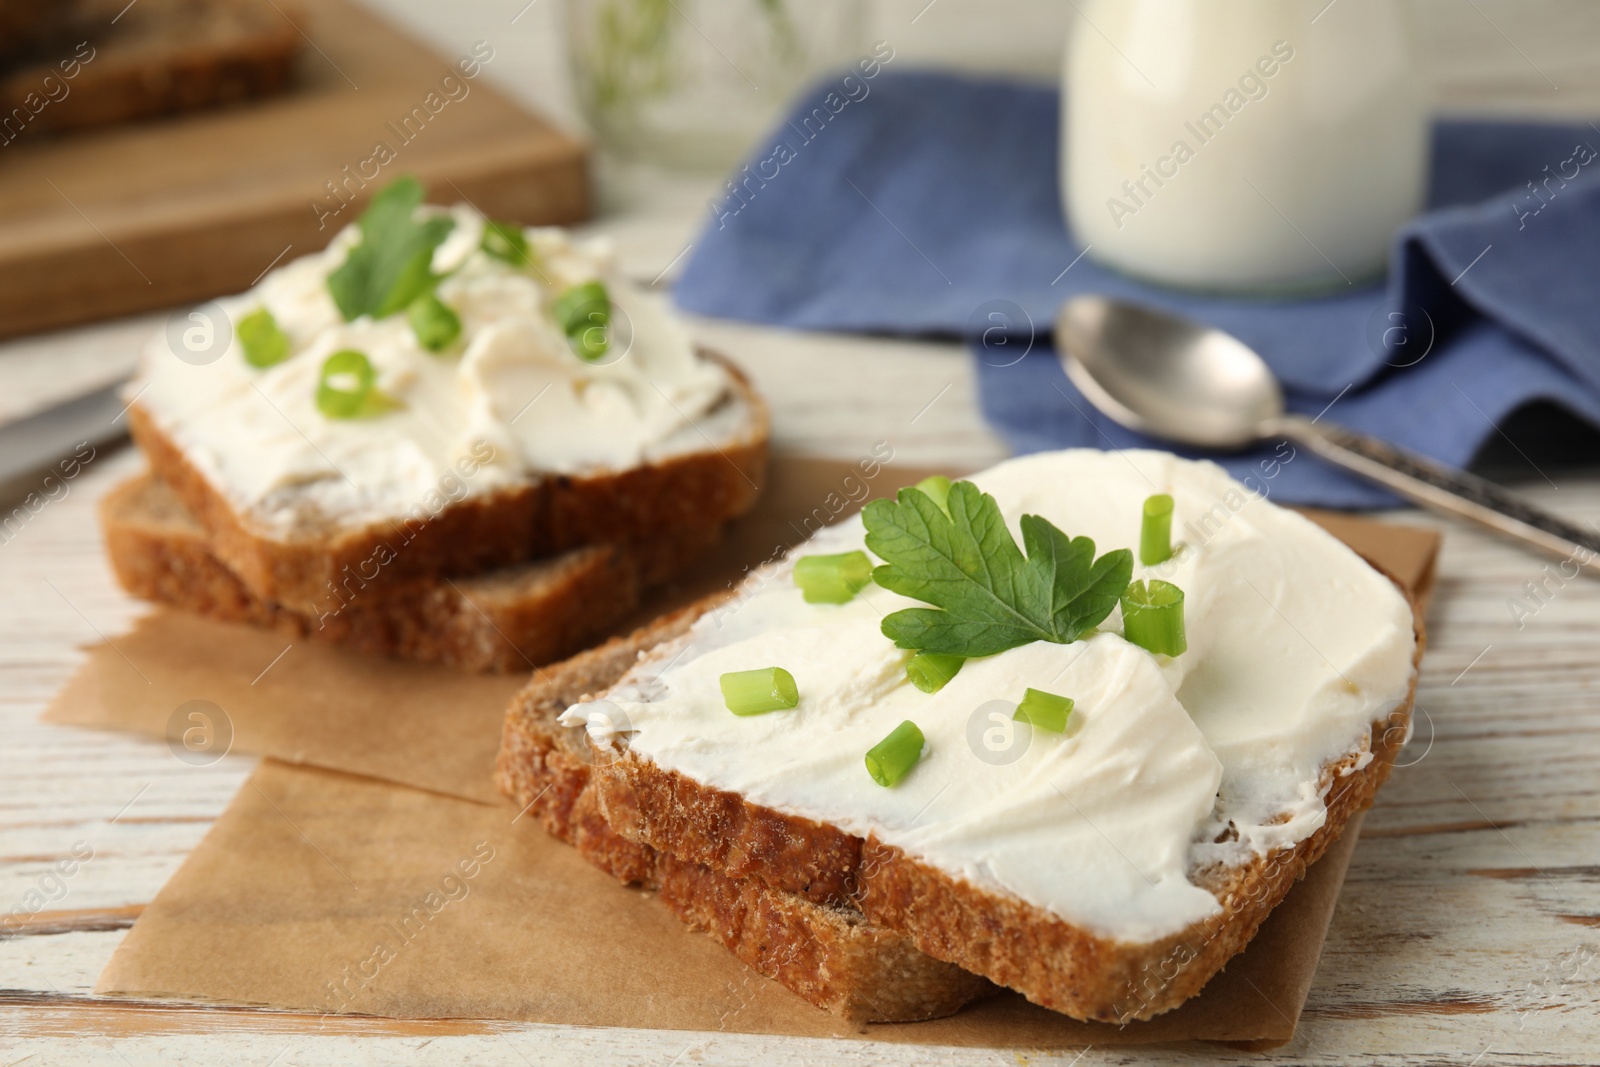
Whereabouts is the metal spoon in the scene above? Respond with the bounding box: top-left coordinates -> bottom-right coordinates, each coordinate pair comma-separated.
1056,295 -> 1600,574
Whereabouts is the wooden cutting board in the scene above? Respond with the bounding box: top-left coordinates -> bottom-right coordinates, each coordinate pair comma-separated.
0,0 -> 589,341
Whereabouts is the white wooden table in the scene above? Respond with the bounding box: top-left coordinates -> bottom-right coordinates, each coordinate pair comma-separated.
4,3 -> 1600,1063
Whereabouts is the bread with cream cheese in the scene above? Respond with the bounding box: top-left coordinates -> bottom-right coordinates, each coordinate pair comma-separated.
593,676 -> 1414,1021
101,472 -> 723,672
555,451 -> 1424,1022
495,607 -> 996,1021
128,352 -> 767,616
125,190 -> 769,616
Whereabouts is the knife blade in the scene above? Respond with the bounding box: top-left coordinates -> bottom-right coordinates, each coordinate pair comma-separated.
0,378 -> 133,504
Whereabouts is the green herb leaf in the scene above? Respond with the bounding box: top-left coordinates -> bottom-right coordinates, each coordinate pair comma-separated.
912,474 -> 953,514
863,481 -> 1133,659
326,176 -> 455,322
237,307 -> 290,368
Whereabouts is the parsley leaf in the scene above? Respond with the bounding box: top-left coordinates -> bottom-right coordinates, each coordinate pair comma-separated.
326,176 -> 455,322
862,480 -> 1133,659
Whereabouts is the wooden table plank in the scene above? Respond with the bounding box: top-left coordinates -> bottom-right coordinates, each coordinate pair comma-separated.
5,342 -> 1599,1066
5,2 -> 1600,1059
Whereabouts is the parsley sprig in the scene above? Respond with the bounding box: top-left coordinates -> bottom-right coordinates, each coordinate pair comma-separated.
327,176 -> 455,322
863,481 -> 1133,659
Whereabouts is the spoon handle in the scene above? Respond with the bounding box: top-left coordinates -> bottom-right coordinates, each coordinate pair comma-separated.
1277,415 -> 1600,574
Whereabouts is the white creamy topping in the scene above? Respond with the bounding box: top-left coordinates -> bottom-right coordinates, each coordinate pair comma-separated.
134,203 -> 731,534
564,450 -> 1416,943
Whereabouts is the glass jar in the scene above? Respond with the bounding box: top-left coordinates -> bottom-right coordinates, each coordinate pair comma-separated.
566,0 -> 866,171
1061,0 -> 1430,295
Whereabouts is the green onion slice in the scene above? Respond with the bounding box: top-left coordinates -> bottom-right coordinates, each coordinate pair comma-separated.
1014,687 -> 1074,733
408,292 -> 461,352
553,280 -> 611,362
1121,579 -> 1187,656
913,475 -> 953,514
865,720 -> 925,787
907,652 -> 963,694
1140,493 -> 1175,566
793,550 -> 873,604
316,349 -> 399,419
481,219 -> 531,266
238,307 -> 290,368
720,667 -> 799,716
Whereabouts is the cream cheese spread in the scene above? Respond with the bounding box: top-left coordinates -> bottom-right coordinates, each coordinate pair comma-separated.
565,450 -> 1416,943
134,203 -> 732,535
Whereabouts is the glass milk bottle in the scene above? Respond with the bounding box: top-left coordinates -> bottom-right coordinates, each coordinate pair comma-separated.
1062,0 -> 1429,294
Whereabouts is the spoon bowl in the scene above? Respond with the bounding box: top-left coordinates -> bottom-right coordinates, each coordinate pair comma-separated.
1054,294 -> 1600,576
1056,296 -> 1283,451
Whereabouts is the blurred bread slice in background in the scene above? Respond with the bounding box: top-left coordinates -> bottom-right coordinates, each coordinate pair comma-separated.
0,0 -> 77,66
101,472 -> 732,674
0,0 -> 302,139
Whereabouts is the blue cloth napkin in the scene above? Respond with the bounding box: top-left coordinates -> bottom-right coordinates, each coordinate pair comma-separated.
674,70 -> 1600,507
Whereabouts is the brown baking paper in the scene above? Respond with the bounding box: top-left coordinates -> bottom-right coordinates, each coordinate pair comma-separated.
95,758 -> 1366,1048
46,455 -> 954,801
52,454 -> 1440,1048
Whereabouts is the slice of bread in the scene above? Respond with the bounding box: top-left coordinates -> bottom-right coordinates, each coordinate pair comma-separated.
0,0 -> 76,67
102,472 -> 723,672
547,446 -> 1427,1029
0,0 -> 301,139
580,578 -> 1420,1022
128,352 -> 769,617
495,609 -> 995,1022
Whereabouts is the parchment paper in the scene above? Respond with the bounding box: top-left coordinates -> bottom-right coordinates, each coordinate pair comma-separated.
46,456 -> 946,801
94,758 -> 1367,1048
51,455 -> 1439,1048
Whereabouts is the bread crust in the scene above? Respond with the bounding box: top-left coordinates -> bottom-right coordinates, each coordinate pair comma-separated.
856,705 -> 1412,1021
101,473 -> 722,672
586,567 -> 1425,1022
494,611 -> 994,1022
595,749 -> 861,905
129,351 -> 769,614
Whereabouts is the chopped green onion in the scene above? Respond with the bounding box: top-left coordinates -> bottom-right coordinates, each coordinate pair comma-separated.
1140,493 -> 1175,565
408,292 -> 461,352
237,307 -> 290,368
553,280 -> 611,362
316,349 -> 399,419
1014,687 -> 1074,733
793,550 -> 873,604
907,652 -> 963,693
1121,579 -> 1187,656
481,219 -> 531,266
720,667 -> 799,716
913,475 -> 952,514
865,720 -> 925,787
553,281 -> 608,332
